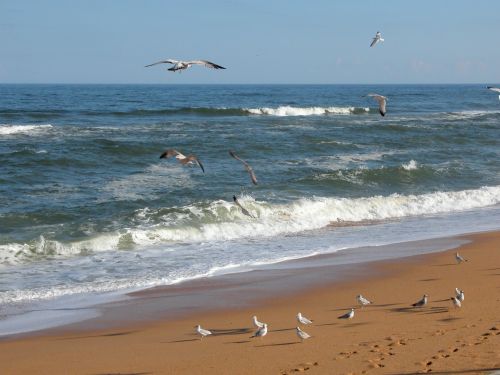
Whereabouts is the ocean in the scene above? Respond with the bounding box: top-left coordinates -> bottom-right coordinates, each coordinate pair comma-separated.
1,84 -> 499,333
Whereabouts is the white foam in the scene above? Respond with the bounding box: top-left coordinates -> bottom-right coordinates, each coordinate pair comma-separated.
3,185 -> 500,266
402,160 -> 418,171
0,124 -> 53,135
245,106 -> 369,116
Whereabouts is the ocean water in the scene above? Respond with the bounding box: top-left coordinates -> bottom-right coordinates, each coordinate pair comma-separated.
1,84 -> 499,331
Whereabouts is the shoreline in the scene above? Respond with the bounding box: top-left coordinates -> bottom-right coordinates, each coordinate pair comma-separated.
0,233 -> 469,338
0,231 -> 498,374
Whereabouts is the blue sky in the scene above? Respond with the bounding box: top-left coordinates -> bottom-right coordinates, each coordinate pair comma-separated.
1,0 -> 499,84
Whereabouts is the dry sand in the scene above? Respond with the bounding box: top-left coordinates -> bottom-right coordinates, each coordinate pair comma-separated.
0,231 -> 499,374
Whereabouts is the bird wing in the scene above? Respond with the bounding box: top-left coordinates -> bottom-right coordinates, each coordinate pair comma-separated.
159,149 -> 180,159
145,59 -> 178,67
187,60 -> 226,69
229,150 -> 258,185
181,155 -> 205,173
487,86 -> 500,93
370,37 -> 379,47
199,328 -> 212,335
368,94 -> 387,115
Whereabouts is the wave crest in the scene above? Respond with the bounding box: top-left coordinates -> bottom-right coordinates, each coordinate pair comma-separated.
0,124 -> 53,135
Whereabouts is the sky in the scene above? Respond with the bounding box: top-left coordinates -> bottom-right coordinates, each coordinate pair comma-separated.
1,0 -> 500,84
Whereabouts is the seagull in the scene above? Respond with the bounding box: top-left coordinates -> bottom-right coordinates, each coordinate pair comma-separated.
233,195 -> 254,218
195,325 -> 212,340
356,294 -> 373,307
370,31 -> 384,47
368,93 -> 387,116
145,59 -> 226,72
296,327 -> 311,342
455,288 -> 464,302
451,296 -> 462,309
412,294 -> 428,307
250,323 -> 268,339
159,149 -> 205,173
338,308 -> 355,319
455,252 -> 468,264
229,150 -> 258,185
486,86 -> 500,101
252,315 -> 265,329
297,312 -> 313,325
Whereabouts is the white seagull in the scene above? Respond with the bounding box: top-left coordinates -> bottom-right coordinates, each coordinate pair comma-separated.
145,59 -> 226,72
297,312 -> 313,325
356,294 -> 373,307
451,296 -> 462,309
368,93 -> 388,117
370,31 -> 384,47
455,252 -> 468,264
487,86 -> 500,101
195,325 -> 212,340
338,308 -> 355,320
296,326 -> 311,342
412,294 -> 428,308
455,288 -> 465,302
252,315 -> 265,329
250,323 -> 268,339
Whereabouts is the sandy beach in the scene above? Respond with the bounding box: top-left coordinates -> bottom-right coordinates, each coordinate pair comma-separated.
1,231 -> 499,375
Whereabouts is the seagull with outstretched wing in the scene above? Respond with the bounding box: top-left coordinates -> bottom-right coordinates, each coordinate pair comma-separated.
487,86 -> 500,101
368,93 -> 388,116
370,31 -> 384,47
229,150 -> 258,185
145,59 -> 226,72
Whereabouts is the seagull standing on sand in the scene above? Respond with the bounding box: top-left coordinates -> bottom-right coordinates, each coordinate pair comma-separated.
296,327 -> 311,342
252,315 -> 265,329
486,86 -> 500,101
412,294 -> 428,307
229,150 -> 258,185
145,59 -> 226,72
338,308 -> 355,319
455,252 -> 468,264
455,288 -> 465,302
356,294 -> 373,307
370,31 -> 384,47
233,195 -> 254,218
368,94 -> 388,116
159,149 -> 205,173
195,325 -> 212,340
451,296 -> 462,309
297,312 -> 313,325
250,323 -> 268,339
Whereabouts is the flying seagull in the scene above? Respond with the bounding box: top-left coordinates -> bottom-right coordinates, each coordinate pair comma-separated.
297,312 -> 313,325
250,323 -> 268,339
296,327 -> 311,342
370,31 -> 384,47
338,308 -> 355,320
455,252 -> 467,264
368,93 -> 387,116
486,86 -> 500,101
356,294 -> 373,307
412,294 -> 428,308
252,315 -> 265,329
195,325 -> 212,340
233,195 -> 254,218
455,288 -> 464,302
159,149 -> 205,173
229,150 -> 258,185
145,59 -> 226,72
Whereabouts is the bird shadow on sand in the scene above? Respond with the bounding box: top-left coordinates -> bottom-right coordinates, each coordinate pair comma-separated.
419,278 -> 441,282
166,338 -> 200,343
271,327 -> 296,333
434,263 -> 457,267
224,340 -> 251,344
338,322 -> 370,328
255,341 -> 300,347
438,316 -> 462,323
55,330 -> 137,341
209,328 -> 252,336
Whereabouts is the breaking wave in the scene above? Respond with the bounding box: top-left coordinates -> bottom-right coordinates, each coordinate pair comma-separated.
0,124 -> 53,135
2,185 -> 500,265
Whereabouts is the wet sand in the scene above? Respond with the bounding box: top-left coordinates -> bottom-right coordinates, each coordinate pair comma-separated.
0,231 -> 499,374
